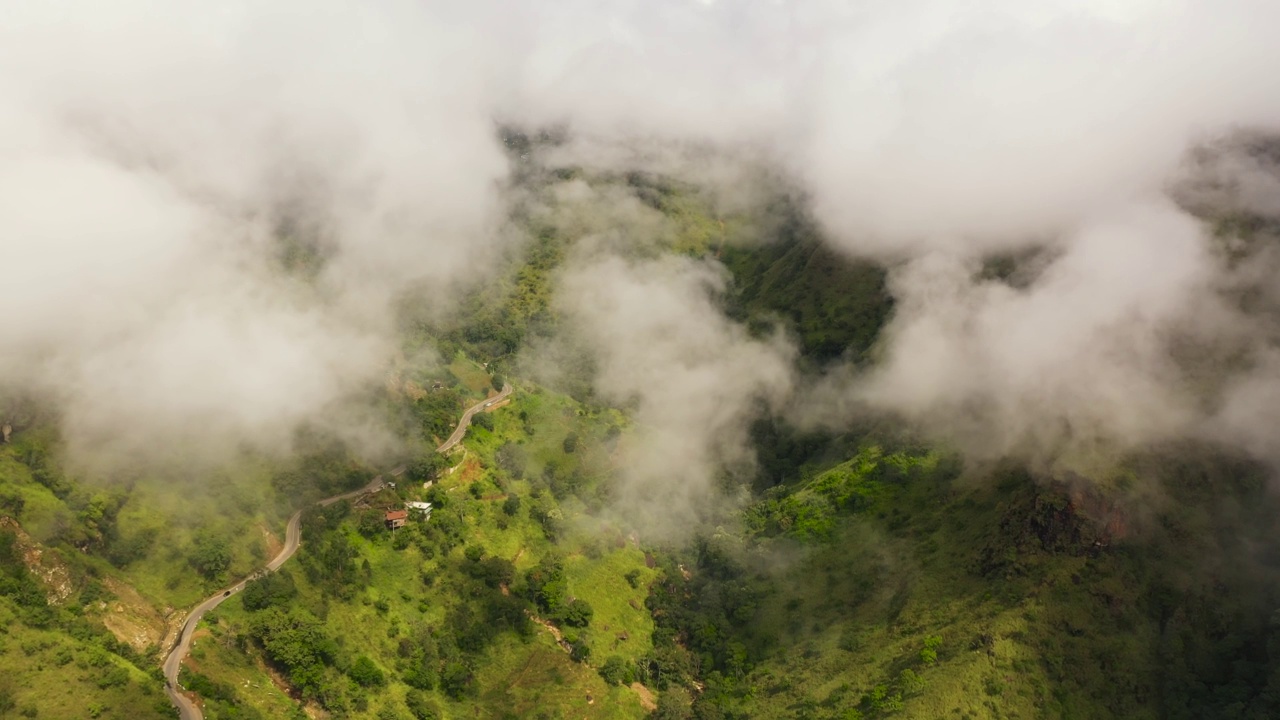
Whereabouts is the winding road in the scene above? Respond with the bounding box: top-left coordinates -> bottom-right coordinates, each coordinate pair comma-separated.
162,384 -> 513,719
438,382 -> 512,452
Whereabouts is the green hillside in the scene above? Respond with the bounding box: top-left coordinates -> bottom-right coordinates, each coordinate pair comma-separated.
181,384 -> 657,719
4,159 -> 1279,720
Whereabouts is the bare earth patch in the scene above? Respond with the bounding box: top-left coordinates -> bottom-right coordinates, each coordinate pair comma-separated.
528,612 -> 571,653
260,523 -> 283,558
101,576 -> 167,652
1,517 -> 73,604
458,456 -> 483,484
630,682 -> 657,711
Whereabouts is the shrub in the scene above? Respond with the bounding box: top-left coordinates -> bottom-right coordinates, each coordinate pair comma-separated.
95,665 -> 129,689
441,661 -> 474,699
867,684 -> 903,713
921,635 -> 942,664
405,689 -> 441,720
599,655 -> 633,685
899,668 -> 925,695
0,491 -> 26,518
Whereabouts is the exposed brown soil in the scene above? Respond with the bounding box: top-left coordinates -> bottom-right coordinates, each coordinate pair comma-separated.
260,523 -> 283,558
401,380 -> 428,401
1,517 -> 73,604
630,682 -> 657,711
528,612 -> 571,653
263,662 -> 301,701
458,456 -> 483,484
101,576 -> 167,652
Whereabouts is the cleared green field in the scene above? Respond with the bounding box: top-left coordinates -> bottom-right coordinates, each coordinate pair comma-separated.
563,547 -> 656,664
447,354 -> 496,397
470,631 -> 650,719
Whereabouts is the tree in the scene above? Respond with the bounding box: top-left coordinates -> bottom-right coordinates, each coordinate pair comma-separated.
471,413 -> 494,433
502,494 -> 521,516
562,432 -> 579,454
530,501 -> 565,541
106,526 -> 157,567
348,656 -> 386,687
414,389 -> 465,440
653,686 -> 693,720
242,570 -> 297,611
496,443 -> 527,479
357,509 -> 387,538
425,485 -> 449,508
405,689 -> 441,720
525,556 -> 567,614
490,374 -> 505,392
249,608 -> 338,696
403,654 -> 437,691
558,598 -> 594,628
441,661 -> 474,699
189,531 -> 232,579
408,452 -> 450,483
464,550 -> 515,589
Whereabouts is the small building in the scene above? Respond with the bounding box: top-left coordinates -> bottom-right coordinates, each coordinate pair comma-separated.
406,501 -> 433,519
385,509 -> 408,530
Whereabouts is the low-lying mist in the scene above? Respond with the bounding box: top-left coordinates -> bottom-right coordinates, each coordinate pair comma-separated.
4,1 -> 1280,534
